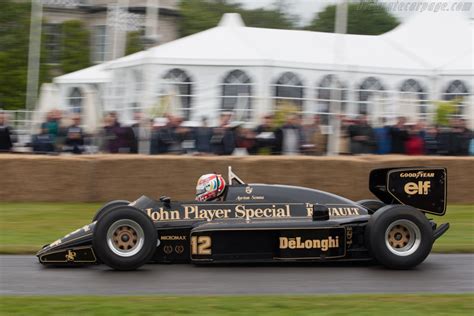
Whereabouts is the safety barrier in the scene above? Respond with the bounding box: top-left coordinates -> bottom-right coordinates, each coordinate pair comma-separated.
0,155 -> 472,204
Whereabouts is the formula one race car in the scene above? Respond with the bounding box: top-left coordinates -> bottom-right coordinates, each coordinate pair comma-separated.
37,167 -> 449,270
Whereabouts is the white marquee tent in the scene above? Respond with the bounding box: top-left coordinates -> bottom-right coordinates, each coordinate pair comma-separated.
47,11 -> 473,130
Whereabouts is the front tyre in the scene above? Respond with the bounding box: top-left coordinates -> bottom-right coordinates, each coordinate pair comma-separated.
366,205 -> 433,269
93,206 -> 157,270
92,200 -> 130,222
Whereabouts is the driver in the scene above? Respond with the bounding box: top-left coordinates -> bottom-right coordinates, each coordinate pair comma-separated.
195,173 -> 226,202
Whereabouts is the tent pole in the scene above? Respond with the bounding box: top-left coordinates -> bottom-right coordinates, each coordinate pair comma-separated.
327,0 -> 348,156
26,0 -> 43,112
146,0 -> 159,40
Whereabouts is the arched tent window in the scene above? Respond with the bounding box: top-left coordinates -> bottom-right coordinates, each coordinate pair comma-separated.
274,72 -> 304,111
221,70 -> 252,120
399,79 -> 427,114
443,80 -> 469,100
357,77 -> 385,115
400,79 -> 425,99
443,80 -> 470,115
162,69 -> 193,120
68,87 -> 83,113
317,74 -> 347,120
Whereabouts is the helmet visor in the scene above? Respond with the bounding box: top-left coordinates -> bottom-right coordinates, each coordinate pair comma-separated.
196,183 -> 207,196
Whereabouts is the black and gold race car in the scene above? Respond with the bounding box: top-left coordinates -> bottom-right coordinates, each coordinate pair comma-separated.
37,167 -> 449,270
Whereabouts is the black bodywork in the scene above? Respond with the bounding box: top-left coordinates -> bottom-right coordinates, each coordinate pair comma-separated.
37,167 -> 449,266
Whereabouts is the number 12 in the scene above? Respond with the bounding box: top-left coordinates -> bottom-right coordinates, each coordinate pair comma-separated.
191,236 -> 211,255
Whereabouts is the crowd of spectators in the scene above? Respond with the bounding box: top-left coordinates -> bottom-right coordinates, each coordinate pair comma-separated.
0,109 -> 473,156
30,110 -> 87,154
0,112 -> 16,153
343,115 -> 473,156
145,112 -> 328,156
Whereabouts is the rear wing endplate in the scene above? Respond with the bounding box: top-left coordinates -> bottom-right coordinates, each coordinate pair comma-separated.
369,167 -> 447,215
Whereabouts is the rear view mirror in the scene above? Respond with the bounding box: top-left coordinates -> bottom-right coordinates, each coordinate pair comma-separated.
312,204 -> 330,221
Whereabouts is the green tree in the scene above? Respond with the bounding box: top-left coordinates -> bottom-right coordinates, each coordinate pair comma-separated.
178,0 -> 295,37
435,100 -> 458,126
306,3 -> 399,35
126,31 -> 145,56
241,8 -> 294,30
0,1 -> 49,110
61,20 -> 90,74
0,2 -> 93,110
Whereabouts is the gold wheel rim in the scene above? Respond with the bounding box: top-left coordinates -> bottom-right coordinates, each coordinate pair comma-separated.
106,219 -> 145,257
112,226 -> 138,251
388,224 -> 410,249
385,219 -> 421,257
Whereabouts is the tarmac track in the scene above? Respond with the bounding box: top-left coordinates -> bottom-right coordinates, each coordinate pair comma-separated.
1,254 -> 473,295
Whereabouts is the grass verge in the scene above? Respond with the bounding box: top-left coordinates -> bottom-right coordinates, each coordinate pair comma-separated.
0,203 -> 472,254
0,294 -> 473,316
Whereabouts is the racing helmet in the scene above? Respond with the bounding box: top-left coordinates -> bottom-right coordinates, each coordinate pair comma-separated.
195,173 -> 226,202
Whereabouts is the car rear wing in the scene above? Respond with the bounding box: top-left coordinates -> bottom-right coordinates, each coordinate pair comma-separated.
369,167 -> 447,215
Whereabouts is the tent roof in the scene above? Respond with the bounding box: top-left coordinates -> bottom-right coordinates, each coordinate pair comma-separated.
107,12 -> 473,75
56,12 -> 473,84
383,12 -> 473,72
438,49 -> 474,76
54,62 -> 111,84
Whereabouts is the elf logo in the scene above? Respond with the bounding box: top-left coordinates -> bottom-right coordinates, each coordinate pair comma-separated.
404,181 -> 431,195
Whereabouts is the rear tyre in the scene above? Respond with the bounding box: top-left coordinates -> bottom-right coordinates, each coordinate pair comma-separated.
366,205 -> 433,269
92,200 -> 130,222
93,206 -> 157,270
356,199 -> 385,214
